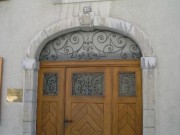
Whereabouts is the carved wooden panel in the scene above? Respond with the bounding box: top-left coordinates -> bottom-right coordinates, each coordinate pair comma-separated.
65,67 -> 112,135
113,67 -> 142,135
42,102 -> 58,135
71,103 -> 104,135
37,68 -> 65,135
118,104 -> 136,135
37,62 -> 142,135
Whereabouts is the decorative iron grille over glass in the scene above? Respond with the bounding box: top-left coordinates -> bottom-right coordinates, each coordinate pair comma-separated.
39,30 -> 142,61
119,73 -> 136,96
43,73 -> 58,96
72,73 -> 104,96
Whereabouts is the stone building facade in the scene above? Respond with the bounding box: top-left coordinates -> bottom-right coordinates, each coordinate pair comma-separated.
0,0 -> 180,135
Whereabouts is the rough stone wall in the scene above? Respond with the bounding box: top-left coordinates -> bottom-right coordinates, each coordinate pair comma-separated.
0,0 -> 180,135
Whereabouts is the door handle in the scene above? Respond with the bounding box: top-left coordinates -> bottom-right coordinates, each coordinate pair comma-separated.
64,120 -> 73,123
64,120 -> 73,127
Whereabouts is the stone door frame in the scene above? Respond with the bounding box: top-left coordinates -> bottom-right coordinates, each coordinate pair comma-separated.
22,16 -> 156,135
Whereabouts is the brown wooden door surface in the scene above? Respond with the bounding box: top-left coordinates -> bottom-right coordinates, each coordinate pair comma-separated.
112,67 -> 142,135
65,67 -> 112,135
37,68 -> 65,135
36,61 -> 142,135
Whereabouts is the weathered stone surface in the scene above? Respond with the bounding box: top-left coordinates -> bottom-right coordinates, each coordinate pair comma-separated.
144,128 -> 155,135
23,59 -> 39,70
23,121 -> 36,133
52,0 -> 121,4
141,57 -> 156,69
23,90 -> 37,103
144,109 -> 155,128
24,70 -> 38,90
23,102 -> 37,122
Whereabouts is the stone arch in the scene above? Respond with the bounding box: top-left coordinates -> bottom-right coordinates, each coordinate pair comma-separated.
23,16 -> 156,135
26,17 -> 154,59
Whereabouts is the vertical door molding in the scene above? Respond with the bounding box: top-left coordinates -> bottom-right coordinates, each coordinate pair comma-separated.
23,16 -> 156,135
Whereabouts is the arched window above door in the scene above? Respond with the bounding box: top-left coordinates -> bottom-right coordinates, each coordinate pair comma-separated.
39,30 -> 142,61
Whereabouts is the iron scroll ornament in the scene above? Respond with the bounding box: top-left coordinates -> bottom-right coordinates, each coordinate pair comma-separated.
43,73 -> 58,96
39,30 -> 142,61
119,73 -> 136,96
72,73 -> 104,96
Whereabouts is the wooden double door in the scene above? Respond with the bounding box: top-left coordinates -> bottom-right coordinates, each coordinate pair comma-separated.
37,61 -> 142,135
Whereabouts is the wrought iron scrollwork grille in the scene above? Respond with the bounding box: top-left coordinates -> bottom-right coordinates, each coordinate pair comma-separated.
72,73 -> 104,96
119,73 -> 136,96
39,30 -> 142,61
43,73 -> 58,96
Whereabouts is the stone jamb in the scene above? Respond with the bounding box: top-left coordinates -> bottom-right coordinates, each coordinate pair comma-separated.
23,16 -> 156,135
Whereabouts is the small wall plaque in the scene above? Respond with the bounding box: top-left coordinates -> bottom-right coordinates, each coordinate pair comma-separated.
7,89 -> 23,102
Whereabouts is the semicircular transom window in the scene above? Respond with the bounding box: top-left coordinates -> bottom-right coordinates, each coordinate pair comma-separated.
39,30 -> 142,61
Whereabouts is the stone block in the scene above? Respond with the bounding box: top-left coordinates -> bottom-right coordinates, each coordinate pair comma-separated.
23,102 -> 37,122
26,30 -> 48,58
52,0 -> 121,4
16,133 -> 23,135
143,69 -> 156,90
142,68 -> 156,110
23,121 -> 36,133
23,90 -> 37,103
143,127 -> 155,135
44,18 -> 80,39
24,70 -> 38,90
143,88 -> 155,110
129,26 -> 153,56
144,109 -> 155,128
22,133 -> 35,135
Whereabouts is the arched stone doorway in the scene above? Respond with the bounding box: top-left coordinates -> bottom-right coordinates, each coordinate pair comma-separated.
22,17 -> 156,135
37,30 -> 142,135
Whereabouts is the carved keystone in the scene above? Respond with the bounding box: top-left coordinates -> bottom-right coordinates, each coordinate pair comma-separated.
83,6 -> 91,13
79,6 -> 94,31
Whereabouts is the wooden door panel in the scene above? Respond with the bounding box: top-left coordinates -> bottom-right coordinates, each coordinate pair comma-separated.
65,67 -> 112,135
41,102 -> 58,135
112,67 -> 142,135
70,103 -> 104,135
118,104 -> 136,135
37,68 -> 65,135
37,61 -> 142,135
